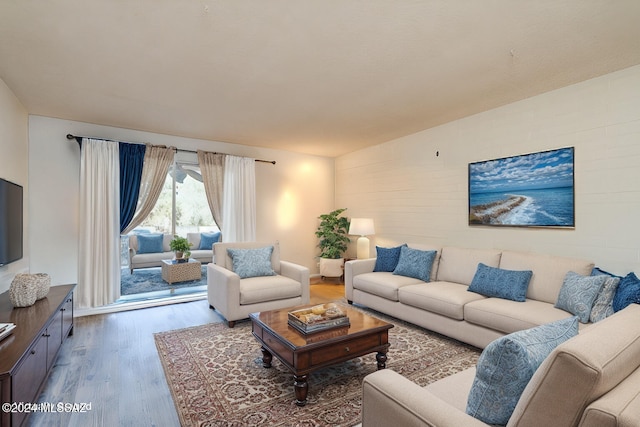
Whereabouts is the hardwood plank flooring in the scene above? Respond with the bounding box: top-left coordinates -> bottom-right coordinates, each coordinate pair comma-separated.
28,282 -> 345,427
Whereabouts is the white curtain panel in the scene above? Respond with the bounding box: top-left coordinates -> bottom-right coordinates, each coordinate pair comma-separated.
222,155 -> 256,242
77,139 -> 121,308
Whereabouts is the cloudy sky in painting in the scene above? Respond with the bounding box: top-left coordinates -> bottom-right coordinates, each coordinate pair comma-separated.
469,147 -> 574,194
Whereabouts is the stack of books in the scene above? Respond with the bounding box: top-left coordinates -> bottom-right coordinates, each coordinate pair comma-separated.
288,303 -> 350,334
0,323 -> 16,341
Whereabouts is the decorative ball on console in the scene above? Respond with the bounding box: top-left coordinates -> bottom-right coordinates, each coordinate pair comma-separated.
9,273 -> 50,308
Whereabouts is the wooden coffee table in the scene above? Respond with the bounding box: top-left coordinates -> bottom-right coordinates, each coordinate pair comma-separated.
249,303 -> 393,406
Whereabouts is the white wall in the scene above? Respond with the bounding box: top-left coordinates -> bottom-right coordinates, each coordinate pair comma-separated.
28,116 -> 335,286
337,65 -> 640,276
0,78 -> 29,293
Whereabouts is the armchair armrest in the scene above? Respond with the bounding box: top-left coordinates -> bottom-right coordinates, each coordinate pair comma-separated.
344,258 -> 376,301
207,263 -> 241,316
362,370 -> 487,427
280,261 -> 311,304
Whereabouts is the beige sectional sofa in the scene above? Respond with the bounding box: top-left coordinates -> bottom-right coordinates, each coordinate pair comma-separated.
361,303 -> 640,426
345,244 -> 595,349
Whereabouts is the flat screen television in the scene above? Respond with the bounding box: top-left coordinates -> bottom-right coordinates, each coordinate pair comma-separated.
0,178 -> 23,266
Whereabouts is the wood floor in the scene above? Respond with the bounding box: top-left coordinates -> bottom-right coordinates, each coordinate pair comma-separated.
28,282 -> 345,427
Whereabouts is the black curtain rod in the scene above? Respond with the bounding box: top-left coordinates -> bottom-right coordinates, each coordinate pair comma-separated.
66,134 -> 276,164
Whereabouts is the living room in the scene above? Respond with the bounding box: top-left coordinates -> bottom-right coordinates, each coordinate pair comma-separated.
1,2 -> 640,426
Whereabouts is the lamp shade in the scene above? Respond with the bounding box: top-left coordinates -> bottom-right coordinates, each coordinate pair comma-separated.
348,218 -> 375,236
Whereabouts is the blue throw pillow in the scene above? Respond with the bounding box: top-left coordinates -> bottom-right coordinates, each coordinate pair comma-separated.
555,271 -> 606,323
466,316 -> 579,425
468,263 -> 533,302
373,244 -> 407,272
199,231 -> 221,250
227,246 -> 276,279
392,246 -> 436,282
612,272 -> 640,312
588,268 -> 621,322
136,233 -> 164,254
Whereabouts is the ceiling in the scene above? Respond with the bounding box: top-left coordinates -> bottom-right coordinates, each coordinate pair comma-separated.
1,1 -> 639,158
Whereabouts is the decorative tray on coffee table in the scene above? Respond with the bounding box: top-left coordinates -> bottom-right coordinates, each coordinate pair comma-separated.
288,303 -> 350,334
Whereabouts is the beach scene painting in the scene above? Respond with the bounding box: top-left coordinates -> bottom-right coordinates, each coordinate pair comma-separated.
468,147 -> 575,227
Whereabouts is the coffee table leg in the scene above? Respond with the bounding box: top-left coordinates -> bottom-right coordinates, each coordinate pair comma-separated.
376,351 -> 388,370
261,346 -> 273,368
294,374 -> 309,406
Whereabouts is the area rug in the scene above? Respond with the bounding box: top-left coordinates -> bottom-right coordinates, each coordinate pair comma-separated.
121,266 -> 208,295
154,309 -> 480,427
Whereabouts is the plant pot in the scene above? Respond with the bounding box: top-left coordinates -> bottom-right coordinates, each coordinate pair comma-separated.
319,258 -> 344,279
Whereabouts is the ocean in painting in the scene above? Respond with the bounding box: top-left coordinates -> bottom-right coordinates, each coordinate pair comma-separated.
469,187 -> 574,226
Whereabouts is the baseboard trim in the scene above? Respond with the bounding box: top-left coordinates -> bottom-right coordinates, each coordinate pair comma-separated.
75,292 -> 207,317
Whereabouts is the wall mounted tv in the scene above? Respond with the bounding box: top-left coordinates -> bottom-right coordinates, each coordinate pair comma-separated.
0,178 -> 23,266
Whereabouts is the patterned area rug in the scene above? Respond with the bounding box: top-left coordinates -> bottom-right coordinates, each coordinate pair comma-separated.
120,266 -> 208,295
154,308 -> 480,427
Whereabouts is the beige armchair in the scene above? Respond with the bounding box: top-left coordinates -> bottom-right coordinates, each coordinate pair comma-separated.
208,241 -> 310,327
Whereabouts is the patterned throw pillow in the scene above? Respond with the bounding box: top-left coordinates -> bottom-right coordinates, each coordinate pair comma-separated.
590,275 -> 620,322
555,271 -> 607,323
373,244 -> 407,272
136,233 -> 164,254
468,263 -> 533,302
466,316 -> 579,425
199,231 -> 221,250
227,246 -> 276,279
392,246 -> 436,282
612,272 -> 640,312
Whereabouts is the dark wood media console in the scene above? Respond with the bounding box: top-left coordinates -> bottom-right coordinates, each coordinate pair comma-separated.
0,284 -> 75,427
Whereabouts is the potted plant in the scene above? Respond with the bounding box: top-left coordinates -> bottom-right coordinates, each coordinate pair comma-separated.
315,208 -> 351,278
170,235 -> 192,261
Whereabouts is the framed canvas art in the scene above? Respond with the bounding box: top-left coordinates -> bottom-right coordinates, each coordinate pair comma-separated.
468,147 -> 575,228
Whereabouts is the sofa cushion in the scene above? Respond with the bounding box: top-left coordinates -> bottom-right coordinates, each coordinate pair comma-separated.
353,272 -> 423,301
612,272 -> 640,312
580,366 -> 640,427
399,281 -> 486,320
590,273 -> 620,323
499,250 -> 594,304
227,246 -> 276,279
239,275 -> 302,305
468,263 -> 532,302
199,231 -> 221,250
373,244 -> 406,272
466,316 -> 579,425
136,233 -> 164,254
393,246 -> 437,282
437,247 -> 501,286
509,304 -> 640,427
464,298 -> 574,334
425,367 -> 477,412
555,271 -> 606,323
215,241 -> 281,274
407,243 -> 442,281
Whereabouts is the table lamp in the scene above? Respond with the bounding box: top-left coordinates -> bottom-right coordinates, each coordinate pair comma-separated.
348,218 -> 375,259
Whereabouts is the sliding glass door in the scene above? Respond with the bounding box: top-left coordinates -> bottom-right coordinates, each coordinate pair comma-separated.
139,161 -> 219,236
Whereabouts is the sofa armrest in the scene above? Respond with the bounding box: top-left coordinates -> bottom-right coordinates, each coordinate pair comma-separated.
345,258 -> 376,302
362,370 -> 487,427
280,261 -> 311,304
